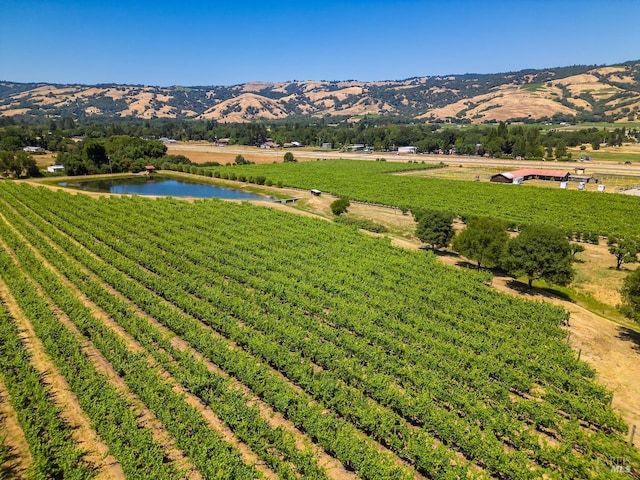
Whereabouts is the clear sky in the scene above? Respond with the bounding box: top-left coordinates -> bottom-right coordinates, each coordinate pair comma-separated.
2,0 -> 639,87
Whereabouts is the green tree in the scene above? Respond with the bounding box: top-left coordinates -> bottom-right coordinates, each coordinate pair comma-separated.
234,154 -> 251,165
414,209 -> 455,250
502,224 -> 574,288
452,217 -> 508,269
555,139 -> 568,158
607,236 -> 639,270
283,151 -> 296,163
82,140 -> 109,173
330,197 -> 350,216
512,136 -> 527,158
0,151 -> 39,178
620,268 -> 640,322
57,151 -> 87,176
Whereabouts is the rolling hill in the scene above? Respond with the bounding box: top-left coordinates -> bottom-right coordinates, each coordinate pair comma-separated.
2,60 -> 640,123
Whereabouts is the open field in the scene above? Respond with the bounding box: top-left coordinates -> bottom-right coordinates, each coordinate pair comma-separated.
167,143 -> 294,165
0,180 -> 637,478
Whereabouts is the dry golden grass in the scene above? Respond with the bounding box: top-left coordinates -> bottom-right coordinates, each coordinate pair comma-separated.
167,143 -> 305,165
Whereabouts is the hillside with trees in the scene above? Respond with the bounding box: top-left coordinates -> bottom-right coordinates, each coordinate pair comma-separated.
2,60 -> 640,123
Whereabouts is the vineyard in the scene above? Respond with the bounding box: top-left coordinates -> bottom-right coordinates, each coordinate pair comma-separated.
201,160 -> 640,238
0,181 -> 638,478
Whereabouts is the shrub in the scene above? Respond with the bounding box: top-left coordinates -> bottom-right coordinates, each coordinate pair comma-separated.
335,216 -> 388,233
330,197 -> 351,216
620,268 -> 640,322
413,209 -> 455,250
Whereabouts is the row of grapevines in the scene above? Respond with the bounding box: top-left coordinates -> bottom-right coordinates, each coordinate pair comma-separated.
1,184 -> 419,479
0,299 -> 95,480
204,159 -> 640,238
0,192 -> 329,479
3,182 -> 637,477
0,216 -> 261,479
55,188 -> 619,432
61,195 -> 623,477
5,185 -> 629,477
0,237 -> 182,479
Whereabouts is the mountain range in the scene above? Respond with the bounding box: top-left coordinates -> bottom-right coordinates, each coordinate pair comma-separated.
2,60 -> 639,123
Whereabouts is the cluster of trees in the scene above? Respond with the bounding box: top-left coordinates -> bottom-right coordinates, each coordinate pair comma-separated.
414,210 -> 574,288
57,135 -> 167,175
0,150 -> 39,178
415,210 -> 640,320
1,117 -> 637,163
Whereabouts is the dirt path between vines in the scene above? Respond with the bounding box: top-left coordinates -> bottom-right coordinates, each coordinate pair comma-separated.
0,275 -> 125,479
0,374 -> 32,478
0,222 -> 199,479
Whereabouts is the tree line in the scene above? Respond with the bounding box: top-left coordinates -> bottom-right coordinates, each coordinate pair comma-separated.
1,117 -> 638,169
413,210 -> 640,321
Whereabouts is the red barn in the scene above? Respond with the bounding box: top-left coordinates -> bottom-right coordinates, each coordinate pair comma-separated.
490,169 -> 570,184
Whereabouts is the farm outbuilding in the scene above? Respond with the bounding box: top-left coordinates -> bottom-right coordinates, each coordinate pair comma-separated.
569,174 -> 598,183
24,146 -> 45,154
397,146 -> 417,155
490,169 -> 570,184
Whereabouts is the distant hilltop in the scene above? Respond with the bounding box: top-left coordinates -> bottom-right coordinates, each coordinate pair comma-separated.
2,60 -> 640,123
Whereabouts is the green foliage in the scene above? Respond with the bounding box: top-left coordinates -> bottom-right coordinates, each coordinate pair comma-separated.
334,215 -> 388,233
283,151 -> 296,162
330,196 -> 351,216
414,209 -> 455,250
234,154 -> 252,165
620,268 -> 640,322
607,236 -> 639,270
162,154 -> 192,165
57,135 -> 167,175
0,304 -> 95,480
569,243 -> 585,256
0,182 -> 637,477
452,217 -> 508,269
215,159 -> 640,239
0,150 -> 39,178
502,225 -> 575,288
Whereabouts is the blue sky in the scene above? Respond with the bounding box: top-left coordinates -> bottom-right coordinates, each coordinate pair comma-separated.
2,0 -> 640,86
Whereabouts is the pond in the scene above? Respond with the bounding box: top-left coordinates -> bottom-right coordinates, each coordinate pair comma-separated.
58,175 -> 272,200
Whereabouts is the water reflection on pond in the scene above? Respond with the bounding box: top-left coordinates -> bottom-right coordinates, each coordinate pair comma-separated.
58,175 -> 271,200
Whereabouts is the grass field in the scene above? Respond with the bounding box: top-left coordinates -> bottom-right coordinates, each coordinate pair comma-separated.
0,181 -> 637,478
